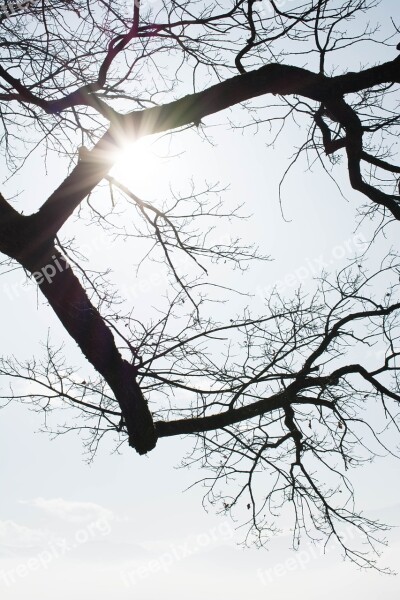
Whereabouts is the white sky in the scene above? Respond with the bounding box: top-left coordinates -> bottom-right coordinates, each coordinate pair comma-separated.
1,0 -> 400,597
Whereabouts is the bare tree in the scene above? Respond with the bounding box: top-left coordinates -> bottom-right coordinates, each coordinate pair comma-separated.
0,0 -> 400,565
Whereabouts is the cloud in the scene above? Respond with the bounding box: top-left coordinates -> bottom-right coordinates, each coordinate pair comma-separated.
20,498 -> 114,524
0,520 -> 47,549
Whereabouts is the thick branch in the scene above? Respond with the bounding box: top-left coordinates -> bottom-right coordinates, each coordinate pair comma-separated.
155,394 -> 333,438
34,248 -> 157,454
32,128 -> 118,242
315,98 -> 400,219
0,213 -> 157,454
29,56 -> 400,242
123,57 -> 400,136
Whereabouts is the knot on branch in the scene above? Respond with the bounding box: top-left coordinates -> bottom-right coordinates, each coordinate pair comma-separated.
284,405 -> 303,464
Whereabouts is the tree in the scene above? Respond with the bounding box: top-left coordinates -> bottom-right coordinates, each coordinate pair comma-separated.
0,0 -> 399,568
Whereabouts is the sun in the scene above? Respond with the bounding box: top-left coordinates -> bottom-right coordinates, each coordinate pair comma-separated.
110,135 -> 169,198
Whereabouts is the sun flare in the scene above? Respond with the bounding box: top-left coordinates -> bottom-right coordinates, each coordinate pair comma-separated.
111,136 -> 168,197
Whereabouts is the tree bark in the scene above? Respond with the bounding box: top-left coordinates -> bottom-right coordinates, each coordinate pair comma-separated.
0,209 -> 157,455
33,249 -> 157,454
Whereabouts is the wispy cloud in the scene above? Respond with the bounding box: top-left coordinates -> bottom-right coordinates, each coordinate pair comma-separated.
19,498 -> 114,524
0,520 -> 47,549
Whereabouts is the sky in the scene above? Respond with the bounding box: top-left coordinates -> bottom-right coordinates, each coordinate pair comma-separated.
1,0 -> 400,598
